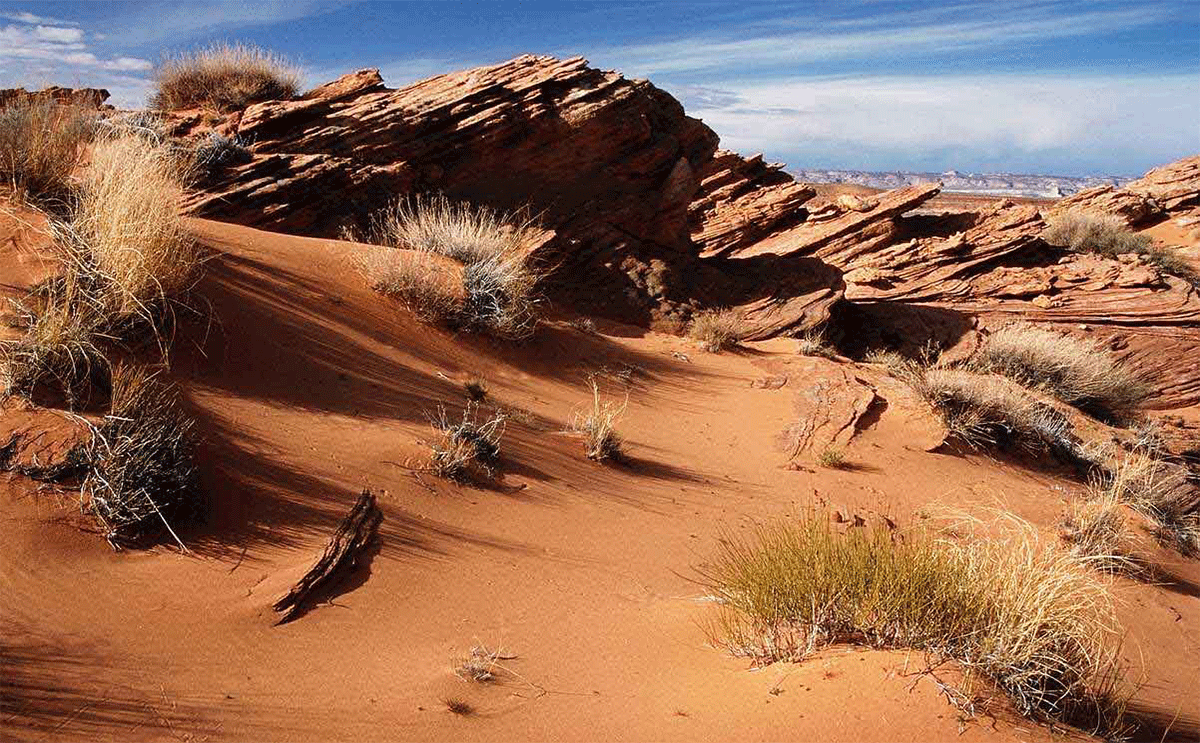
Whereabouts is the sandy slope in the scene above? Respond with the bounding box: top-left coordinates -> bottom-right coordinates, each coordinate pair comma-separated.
3,218 -> 1198,742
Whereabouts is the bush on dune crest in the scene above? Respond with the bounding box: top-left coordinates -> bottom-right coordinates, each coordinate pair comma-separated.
151,43 -> 300,112
348,195 -> 543,340
975,323 -> 1149,421
701,515 -> 1127,733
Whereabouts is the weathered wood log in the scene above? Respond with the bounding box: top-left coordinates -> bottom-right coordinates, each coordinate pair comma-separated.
273,489 -> 382,624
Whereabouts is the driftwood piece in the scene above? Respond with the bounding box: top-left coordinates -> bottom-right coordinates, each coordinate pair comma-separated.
273,489 -> 383,624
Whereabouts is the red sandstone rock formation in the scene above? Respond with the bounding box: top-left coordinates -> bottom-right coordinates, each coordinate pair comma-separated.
1051,155 -> 1200,226
0,86 -> 110,109
182,55 -> 841,335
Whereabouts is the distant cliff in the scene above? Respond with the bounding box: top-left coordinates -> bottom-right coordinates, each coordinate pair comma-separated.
791,168 -> 1130,198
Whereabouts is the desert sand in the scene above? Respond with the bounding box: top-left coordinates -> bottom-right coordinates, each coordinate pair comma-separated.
3,55 -> 1199,743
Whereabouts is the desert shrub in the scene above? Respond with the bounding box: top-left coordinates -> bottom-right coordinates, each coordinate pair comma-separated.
55,133 -> 200,322
1044,212 -> 1151,256
975,323 -> 1150,420
81,365 -> 198,549
0,281 -> 107,408
1045,211 -> 1197,285
795,329 -> 836,359
816,447 -> 846,469
572,379 -> 625,462
0,98 -> 95,200
454,644 -> 511,684
151,43 -> 300,112
428,403 -> 506,481
688,308 -> 743,353
1099,451 -> 1199,556
349,195 -> 542,339
94,110 -> 169,145
1059,492 -> 1140,574
192,131 -> 252,174
701,516 -> 1126,731
912,368 -> 1076,454
463,376 -> 488,402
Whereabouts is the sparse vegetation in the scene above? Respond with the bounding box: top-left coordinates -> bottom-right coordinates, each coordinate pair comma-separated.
81,366 -> 198,549
701,515 -> 1127,732
0,97 -> 95,201
151,43 -> 300,112
428,403 -> 506,481
816,447 -> 846,469
795,330 -> 836,359
1059,492 -> 1141,574
443,698 -> 475,716
1,132 -> 198,407
572,378 -> 625,462
454,644 -> 513,684
0,278 -> 107,406
975,323 -> 1149,420
192,131 -> 252,175
59,132 -> 200,320
349,195 -> 542,339
688,308 -> 743,353
1097,451 -> 1199,557
1045,211 -> 1198,285
911,368 -> 1076,455
464,376 -> 488,402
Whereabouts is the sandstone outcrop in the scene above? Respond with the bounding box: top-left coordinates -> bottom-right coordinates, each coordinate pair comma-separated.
1051,155 -> 1200,226
0,86 -> 110,109
182,55 -> 841,333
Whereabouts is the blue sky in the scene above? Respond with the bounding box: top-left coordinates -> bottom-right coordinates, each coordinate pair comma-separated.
2,1 -> 1197,176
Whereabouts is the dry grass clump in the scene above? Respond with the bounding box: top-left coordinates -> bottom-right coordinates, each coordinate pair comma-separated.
428,403 -> 506,481
0,98 -> 95,201
454,644 -> 515,684
1045,211 -> 1197,285
701,516 -> 1127,731
2,133 -> 199,409
350,196 -> 542,339
795,329 -> 836,359
463,376 -> 488,402
151,43 -> 300,112
62,133 -> 199,319
1099,451 -> 1200,556
1059,492 -> 1141,574
0,282 -> 107,407
975,324 -> 1150,420
192,132 -> 252,176
572,379 -> 626,462
912,368 -> 1075,454
688,308 -> 743,353
81,366 -> 198,549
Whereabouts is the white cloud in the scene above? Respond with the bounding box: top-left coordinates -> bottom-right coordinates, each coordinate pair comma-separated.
1,11 -> 79,26
682,74 -> 1200,175
33,24 -> 83,43
0,23 -> 152,79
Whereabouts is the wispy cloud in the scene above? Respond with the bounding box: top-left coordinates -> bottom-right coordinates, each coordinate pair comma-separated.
0,11 -> 80,26
683,73 -> 1200,175
595,2 -> 1171,76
